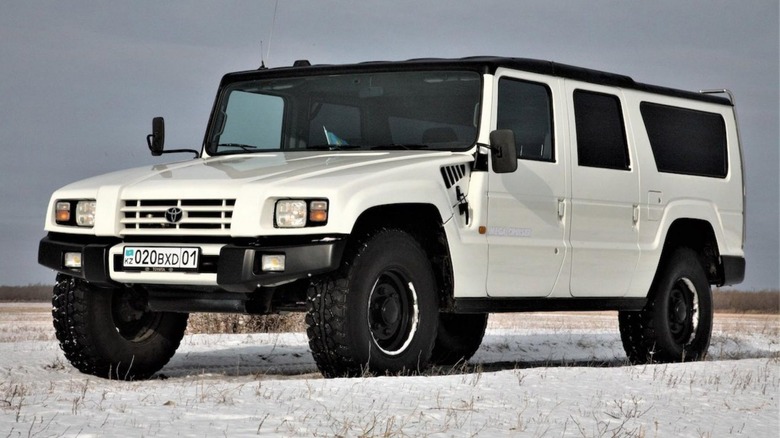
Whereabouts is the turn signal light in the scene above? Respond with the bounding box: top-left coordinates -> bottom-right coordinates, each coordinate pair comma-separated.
55,202 -> 71,223
309,201 -> 328,223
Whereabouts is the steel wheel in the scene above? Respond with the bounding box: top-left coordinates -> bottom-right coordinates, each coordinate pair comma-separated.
667,278 -> 699,345
367,270 -> 419,355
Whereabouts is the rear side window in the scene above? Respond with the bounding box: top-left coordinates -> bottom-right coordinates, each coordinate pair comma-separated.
573,90 -> 630,170
497,78 -> 554,161
640,102 -> 727,178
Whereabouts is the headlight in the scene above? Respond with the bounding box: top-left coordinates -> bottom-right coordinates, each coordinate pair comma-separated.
76,201 -> 96,227
274,199 -> 329,228
275,200 -> 307,228
55,200 -> 96,227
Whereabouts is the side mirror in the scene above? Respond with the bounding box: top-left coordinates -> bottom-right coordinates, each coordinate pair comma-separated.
489,129 -> 518,173
147,117 -> 165,156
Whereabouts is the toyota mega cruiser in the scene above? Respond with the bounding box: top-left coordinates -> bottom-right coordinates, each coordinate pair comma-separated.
38,57 -> 746,379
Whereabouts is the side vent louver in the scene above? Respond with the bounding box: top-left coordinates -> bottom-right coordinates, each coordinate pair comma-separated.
440,164 -> 467,189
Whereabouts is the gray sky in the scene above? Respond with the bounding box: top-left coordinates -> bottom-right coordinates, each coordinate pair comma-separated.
1,1 -> 777,290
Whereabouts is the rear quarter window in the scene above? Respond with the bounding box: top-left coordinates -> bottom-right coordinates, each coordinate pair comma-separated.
640,102 -> 728,178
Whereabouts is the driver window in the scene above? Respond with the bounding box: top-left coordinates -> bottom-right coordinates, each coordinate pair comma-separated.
497,78 -> 554,162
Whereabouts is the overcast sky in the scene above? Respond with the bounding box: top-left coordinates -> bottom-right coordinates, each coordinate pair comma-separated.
1,1 -> 777,290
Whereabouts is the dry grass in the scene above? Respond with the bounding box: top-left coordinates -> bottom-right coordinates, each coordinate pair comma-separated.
1,285 -> 776,337
0,285 -> 50,302
186,313 -> 305,334
713,289 -> 779,314
4,285 -> 777,313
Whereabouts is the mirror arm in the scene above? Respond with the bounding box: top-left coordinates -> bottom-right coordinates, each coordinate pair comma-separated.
475,142 -> 496,152
159,148 -> 200,159
146,134 -> 160,156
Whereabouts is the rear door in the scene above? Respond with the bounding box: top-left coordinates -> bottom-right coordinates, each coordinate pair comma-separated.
486,70 -> 568,297
564,81 -> 640,297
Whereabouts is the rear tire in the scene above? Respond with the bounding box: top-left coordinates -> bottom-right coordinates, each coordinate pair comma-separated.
430,313 -> 488,366
52,274 -> 188,380
619,248 -> 713,364
305,229 -> 439,377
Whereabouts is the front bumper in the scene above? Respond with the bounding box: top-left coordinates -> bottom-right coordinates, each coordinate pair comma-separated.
38,233 -> 347,292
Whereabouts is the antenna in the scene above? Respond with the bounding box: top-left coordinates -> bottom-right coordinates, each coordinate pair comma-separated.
264,0 -> 279,68
260,41 -> 266,69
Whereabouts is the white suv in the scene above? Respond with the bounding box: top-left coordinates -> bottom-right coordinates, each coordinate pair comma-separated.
39,57 -> 745,379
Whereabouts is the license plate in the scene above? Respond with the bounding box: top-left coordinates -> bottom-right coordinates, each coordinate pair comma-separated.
123,246 -> 199,272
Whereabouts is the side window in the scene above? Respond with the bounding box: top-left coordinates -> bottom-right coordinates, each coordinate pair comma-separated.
497,78 -> 554,161
573,90 -> 630,170
640,102 -> 727,178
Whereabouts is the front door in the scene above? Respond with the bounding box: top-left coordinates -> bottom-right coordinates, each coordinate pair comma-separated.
486,70 -> 568,297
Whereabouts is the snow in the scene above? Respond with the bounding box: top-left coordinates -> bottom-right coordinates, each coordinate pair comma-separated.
1,307 -> 777,437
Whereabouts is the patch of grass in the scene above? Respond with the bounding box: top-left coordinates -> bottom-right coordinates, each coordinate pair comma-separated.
186,313 -> 305,334
713,289 -> 779,314
0,285 -> 50,302
1,284 -> 776,340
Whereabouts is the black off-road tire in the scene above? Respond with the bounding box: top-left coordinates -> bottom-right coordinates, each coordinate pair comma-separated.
305,229 -> 439,377
430,313 -> 488,366
618,247 -> 713,364
52,274 -> 188,380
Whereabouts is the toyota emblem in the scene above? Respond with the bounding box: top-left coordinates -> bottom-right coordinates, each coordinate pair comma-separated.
165,207 -> 184,223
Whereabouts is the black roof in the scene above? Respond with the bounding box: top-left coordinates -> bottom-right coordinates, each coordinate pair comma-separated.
221,56 -> 732,106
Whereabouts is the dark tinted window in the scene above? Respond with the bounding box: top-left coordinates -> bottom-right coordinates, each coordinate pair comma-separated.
497,78 -> 554,161
640,102 -> 727,178
573,90 -> 630,170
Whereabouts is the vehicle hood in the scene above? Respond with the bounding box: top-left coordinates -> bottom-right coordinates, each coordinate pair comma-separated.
57,150 -> 470,197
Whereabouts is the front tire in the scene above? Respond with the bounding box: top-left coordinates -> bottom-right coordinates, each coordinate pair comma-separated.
618,248 -> 713,364
52,274 -> 188,380
305,229 -> 439,377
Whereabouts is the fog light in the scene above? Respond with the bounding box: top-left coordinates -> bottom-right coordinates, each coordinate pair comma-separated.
64,252 -> 82,268
261,254 -> 285,272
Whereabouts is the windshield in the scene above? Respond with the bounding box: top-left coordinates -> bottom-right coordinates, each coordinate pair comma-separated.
207,70 -> 482,154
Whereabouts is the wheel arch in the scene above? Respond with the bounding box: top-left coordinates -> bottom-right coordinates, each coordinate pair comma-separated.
348,203 -> 454,307
659,218 -> 723,285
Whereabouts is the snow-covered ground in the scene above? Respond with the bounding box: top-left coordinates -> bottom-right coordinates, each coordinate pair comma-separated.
1,304 -> 777,437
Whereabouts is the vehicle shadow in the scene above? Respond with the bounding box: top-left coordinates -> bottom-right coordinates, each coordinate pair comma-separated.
157,332 -> 779,380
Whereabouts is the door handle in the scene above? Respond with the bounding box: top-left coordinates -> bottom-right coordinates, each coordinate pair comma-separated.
558,199 -> 565,221
632,204 -> 640,224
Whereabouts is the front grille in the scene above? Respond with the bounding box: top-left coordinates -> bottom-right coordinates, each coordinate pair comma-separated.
121,199 -> 236,235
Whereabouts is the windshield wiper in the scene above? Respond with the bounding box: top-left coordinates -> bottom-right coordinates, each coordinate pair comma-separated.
217,143 -> 259,151
307,144 -> 363,151
370,144 -> 429,150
